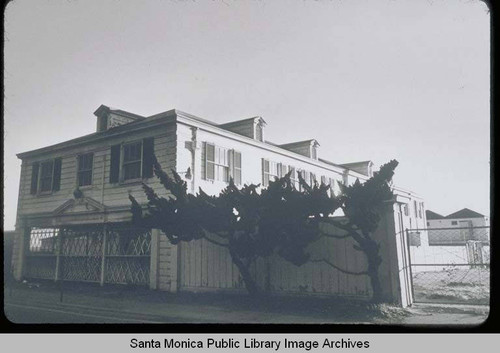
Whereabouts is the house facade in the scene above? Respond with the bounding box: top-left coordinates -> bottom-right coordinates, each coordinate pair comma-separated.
12,105 -> 423,306
407,208 -> 490,271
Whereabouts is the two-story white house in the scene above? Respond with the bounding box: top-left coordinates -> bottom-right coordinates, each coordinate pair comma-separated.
12,104 -> 424,306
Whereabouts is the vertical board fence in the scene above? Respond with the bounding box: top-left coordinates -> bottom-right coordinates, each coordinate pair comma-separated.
178,235 -> 372,298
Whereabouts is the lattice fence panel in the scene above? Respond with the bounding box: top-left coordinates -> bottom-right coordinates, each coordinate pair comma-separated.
24,225 -> 151,286
105,227 -> 151,285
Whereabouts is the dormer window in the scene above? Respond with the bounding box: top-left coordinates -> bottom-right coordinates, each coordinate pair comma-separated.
311,145 -> 317,160
219,116 -> 267,141
279,139 -> 319,159
255,119 -> 266,142
94,105 -> 145,133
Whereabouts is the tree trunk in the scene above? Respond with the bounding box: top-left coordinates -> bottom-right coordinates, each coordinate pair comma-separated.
229,249 -> 260,296
363,238 -> 383,303
367,257 -> 383,303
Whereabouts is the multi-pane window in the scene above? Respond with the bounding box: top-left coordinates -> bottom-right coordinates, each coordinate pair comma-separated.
30,158 -> 62,194
205,143 -> 236,183
262,160 -> 280,187
77,153 -> 93,186
215,146 -> 230,182
40,161 -> 55,192
109,138 -> 154,184
403,204 -> 409,216
123,142 -> 142,180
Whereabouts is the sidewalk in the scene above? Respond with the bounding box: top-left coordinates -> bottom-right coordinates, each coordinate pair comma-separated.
3,281 -> 489,325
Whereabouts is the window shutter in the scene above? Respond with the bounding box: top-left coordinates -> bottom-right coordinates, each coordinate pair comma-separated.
233,151 -> 242,185
52,158 -> 62,191
206,143 -> 215,180
110,144 -> 121,183
142,137 -> 154,178
30,162 -> 39,194
262,159 -> 270,187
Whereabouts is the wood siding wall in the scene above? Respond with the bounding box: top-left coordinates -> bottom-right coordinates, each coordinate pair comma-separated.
17,123 -> 177,220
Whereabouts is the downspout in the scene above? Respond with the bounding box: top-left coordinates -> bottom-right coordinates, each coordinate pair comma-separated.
190,127 -> 198,194
101,153 -> 107,223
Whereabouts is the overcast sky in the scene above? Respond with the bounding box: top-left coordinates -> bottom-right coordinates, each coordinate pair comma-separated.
4,0 -> 490,230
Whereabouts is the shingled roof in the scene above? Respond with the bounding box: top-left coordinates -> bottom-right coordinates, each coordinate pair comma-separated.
445,208 -> 485,219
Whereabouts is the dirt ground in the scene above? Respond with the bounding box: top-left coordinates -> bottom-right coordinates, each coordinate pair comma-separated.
412,267 -> 489,305
3,280 -> 490,325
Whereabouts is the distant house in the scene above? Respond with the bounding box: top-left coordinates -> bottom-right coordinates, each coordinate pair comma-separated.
408,208 -> 490,270
426,208 -> 489,245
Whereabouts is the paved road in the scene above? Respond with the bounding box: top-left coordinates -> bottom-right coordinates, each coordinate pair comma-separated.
4,302 -> 167,324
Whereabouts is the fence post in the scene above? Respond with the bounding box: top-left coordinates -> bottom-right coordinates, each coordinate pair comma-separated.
405,228 -> 415,305
54,228 -> 62,282
100,224 -> 108,286
59,229 -> 65,303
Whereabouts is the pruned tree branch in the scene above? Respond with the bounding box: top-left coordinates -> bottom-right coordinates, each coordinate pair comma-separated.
309,258 -> 368,276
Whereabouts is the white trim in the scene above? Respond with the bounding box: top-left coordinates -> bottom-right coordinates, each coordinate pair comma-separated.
175,114 -> 347,177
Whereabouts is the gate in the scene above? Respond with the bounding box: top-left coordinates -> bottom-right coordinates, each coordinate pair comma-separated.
406,226 -> 490,305
25,225 -> 152,286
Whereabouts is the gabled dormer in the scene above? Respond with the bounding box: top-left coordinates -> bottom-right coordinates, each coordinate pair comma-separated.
279,139 -> 320,160
339,160 -> 374,177
94,104 -> 145,132
219,116 -> 267,142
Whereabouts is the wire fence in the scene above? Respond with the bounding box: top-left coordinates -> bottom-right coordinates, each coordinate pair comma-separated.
406,226 -> 490,305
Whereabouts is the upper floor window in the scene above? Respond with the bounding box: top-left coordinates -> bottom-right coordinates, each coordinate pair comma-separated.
451,221 -> 458,226
40,160 -> 55,192
123,142 -> 142,180
204,143 -> 241,184
403,204 -> 409,216
206,144 -> 229,182
109,137 -> 154,184
413,200 -> 418,218
30,158 -> 62,195
77,153 -> 94,186
262,159 -> 281,187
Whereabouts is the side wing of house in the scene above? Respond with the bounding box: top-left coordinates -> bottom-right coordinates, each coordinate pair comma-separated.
12,114 -> 178,284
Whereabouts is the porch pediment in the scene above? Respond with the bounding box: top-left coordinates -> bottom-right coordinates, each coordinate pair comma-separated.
53,197 -> 106,216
